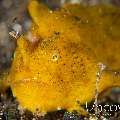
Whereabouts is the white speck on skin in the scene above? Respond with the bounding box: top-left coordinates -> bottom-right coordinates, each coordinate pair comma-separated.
57,107 -> 62,110
55,17 -> 59,20
49,10 -> 53,14
32,77 -> 37,80
86,20 -> 89,23
98,62 -> 107,71
44,52 -> 47,55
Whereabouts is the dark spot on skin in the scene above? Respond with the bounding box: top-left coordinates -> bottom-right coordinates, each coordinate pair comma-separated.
63,63 -> 66,66
80,63 -> 84,66
80,58 -> 83,62
66,42 -> 80,54
73,62 -> 76,65
74,16 -> 81,21
76,100 -> 80,104
25,38 -> 41,53
54,31 -> 60,35
71,64 -> 73,68
86,57 -> 90,61
52,81 -> 56,84
72,71 -> 75,74
74,56 -> 79,59
61,80 -> 63,82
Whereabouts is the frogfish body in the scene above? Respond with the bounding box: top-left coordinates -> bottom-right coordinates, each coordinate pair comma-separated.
6,0 -> 120,115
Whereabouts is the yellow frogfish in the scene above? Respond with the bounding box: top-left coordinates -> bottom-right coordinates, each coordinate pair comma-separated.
3,0 -> 120,115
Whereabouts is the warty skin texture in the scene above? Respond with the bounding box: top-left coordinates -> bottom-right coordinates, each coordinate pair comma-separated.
7,0 -> 120,115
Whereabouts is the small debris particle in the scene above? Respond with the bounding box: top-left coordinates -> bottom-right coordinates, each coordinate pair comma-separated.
13,23 -> 22,36
27,32 -> 39,43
